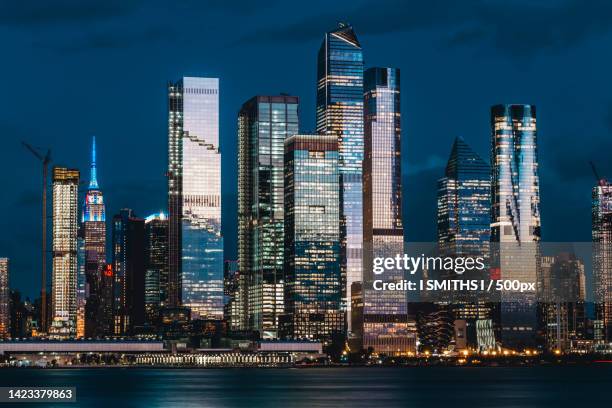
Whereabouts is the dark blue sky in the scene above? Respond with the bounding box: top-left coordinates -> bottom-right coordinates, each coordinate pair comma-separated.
1,0 -> 612,298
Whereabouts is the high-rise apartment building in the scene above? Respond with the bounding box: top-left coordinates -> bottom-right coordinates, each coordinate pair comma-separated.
316,23 -> 364,332
282,135 -> 343,341
238,95 -> 299,337
51,166 -> 80,336
362,67 -> 415,354
82,137 -> 107,337
0,258 -> 9,338
490,104 -> 541,349
593,177 -> 612,342
168,77 -> 224,320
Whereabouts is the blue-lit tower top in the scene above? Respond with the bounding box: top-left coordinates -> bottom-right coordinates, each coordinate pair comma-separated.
82,136 -> 106,222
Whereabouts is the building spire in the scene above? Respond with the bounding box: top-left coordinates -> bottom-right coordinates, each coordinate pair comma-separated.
89,136 -> 99,189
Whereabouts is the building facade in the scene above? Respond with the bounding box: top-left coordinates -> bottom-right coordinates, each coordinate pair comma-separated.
0,258 -> 9,338
238,95 -> 299,338
362,67 -> 415,354
282,135 -> 343,341
112,209 -> 145,335
316,23 -> 364,332
82,137 -> 107,337
168,77 -> 224,320
51,167 -> 80,336
144,212 -> 169,328
490,104 -> 541,349
593,177 -> 612,342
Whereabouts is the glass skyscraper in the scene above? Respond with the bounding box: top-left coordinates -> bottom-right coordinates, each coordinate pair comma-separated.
316,23 -> 364,332
362,67 -> 415,354
144,212 -> 169,328
51,166 -> 80,336
168,77 -> 224,320
437,136 -> 492,349
238,95 -> 299,338
592,177 -> 612,341
82,137 -> 107,337
282,135 -> 343,341
490,104 -> 541,349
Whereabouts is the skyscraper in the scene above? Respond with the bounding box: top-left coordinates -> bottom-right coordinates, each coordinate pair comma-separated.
437,136 -> 492,349
282,134 -> 343,341
51,166 -> 80,336
362,67 -> 415,354
82,136 -> 107,337
168,77 -> 223,320
592,176 -> 612,341
316,23 -> 364,332
112,209 -> 145,335
238,95 -> 299,338
145,212 -> 169,328
76,229 -> 86,338
0,258 -> 9,338
490,104 -> 541,349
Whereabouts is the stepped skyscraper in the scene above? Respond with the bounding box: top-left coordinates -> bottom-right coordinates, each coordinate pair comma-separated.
168,77 -> 224,320
316,23 -> 364,333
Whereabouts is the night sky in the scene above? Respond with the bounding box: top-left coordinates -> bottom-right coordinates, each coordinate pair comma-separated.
1,0 -> 612,298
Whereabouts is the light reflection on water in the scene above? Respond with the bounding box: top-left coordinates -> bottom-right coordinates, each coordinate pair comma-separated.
1,366 -> 611,408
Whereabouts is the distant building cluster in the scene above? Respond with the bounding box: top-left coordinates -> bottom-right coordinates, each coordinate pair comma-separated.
2,23 -> 612,359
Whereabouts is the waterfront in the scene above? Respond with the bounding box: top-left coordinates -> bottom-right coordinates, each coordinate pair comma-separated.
1,366 -> 612,407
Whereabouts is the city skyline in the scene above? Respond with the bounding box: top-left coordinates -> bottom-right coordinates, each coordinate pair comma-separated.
3,2 -> 612,300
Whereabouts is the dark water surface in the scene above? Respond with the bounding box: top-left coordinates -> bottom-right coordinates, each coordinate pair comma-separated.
1,366 -> 611,407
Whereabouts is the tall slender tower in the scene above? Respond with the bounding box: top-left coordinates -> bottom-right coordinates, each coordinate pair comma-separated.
362,67 -> 415,354
316,23 -> 364,333
592,176 -> 612,342
168,77 -> 224,320
0,258 -> 9,338
490,104 -> 541,349
144,212 -> 169,328
51,167 -> 80,336
238,95 -> 299,337
82,137 -> 107,337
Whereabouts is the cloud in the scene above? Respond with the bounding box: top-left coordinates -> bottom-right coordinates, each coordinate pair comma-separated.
233,0 -> 612,56
0,0 -> 142,26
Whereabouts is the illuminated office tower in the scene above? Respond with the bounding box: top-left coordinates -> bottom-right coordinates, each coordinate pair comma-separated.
362,67 -> 415,354
144,212 -> 169,327
223,260 -> 241,331
238,95 -> 299,337
490,104 -> 541,349
82,137 -> 107,337
168,77 -> 224,320
0,258 -> 8,338
51,167 -> 80,335
282,135 -> 343,341
112,209 -> 145,334
437,137 -> 492,348
316,23 -> 364,332
592,176 -> 612,342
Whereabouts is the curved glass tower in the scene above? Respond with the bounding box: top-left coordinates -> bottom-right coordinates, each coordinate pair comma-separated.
316,23 -> 364,332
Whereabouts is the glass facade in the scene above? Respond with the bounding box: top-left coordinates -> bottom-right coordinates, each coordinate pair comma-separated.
51,167 -> 80,336
282,135 -> 343,341
362,67 -> 415,354
0,258 -> 8,338
437,136 -> 492,349
82,137 -> 108,337
168,77 -> 224,320
144,212 -> 169,327
592,179 -> 612,341
490,104 -> 541,348
316,23 -> 364,332
238,95 -> 299,338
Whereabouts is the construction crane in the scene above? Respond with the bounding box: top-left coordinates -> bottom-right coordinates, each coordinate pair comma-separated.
590,161 -> 607,187
22,142 -> 52,333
